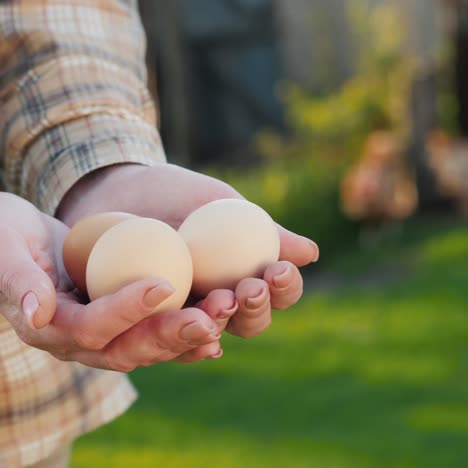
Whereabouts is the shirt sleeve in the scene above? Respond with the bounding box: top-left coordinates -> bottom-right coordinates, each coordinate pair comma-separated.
0,0 -> 166,215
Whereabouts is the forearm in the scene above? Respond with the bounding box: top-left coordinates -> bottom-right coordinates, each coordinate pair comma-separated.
0,0 -> 165,216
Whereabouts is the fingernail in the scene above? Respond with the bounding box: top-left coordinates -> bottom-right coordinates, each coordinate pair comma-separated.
217,300 -> 238,319
302,237 -> 320,262
180,321 -> 220,344
22,292 -> 39,329
143,284 -> 175,309
207,348 -> 224,360
272,266 -> 292,288
246,287 -> 267,309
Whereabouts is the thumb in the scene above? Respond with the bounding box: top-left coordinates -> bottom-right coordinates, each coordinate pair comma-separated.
0,226 -> 56,329
277,224 -> 320,267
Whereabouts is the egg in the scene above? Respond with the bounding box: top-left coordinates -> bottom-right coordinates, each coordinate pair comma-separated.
86,217 -> 193,314
63,212 -> 135,293
178,199 -> 280,296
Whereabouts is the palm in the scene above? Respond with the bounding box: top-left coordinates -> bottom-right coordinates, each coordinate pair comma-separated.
71,163 -> 239,229
141,165 -> 240,228
0,193 -> 226,369
59,162 -> 318,269
56,162 -> 319,341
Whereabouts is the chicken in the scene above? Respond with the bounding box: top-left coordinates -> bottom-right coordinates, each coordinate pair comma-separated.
341,131 -> 419,225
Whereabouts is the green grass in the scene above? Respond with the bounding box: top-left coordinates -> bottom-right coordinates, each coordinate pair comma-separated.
72,220 -> 468,468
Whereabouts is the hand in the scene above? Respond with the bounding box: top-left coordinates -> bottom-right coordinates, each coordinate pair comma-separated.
57,163 -> 319,338
0,193 -> 233,371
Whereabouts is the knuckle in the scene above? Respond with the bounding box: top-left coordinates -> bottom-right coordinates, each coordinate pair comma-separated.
139,360 -> 156,368
15,321 -> 42,347
140,342 -> 175,365
241,304 -> 269,319
237,328 -> 262,339
139,333 -> 175,362
140,354 -> 166,367
271,296 -> 295,310
117,303 -> 149,326
72,328 -> 106,351
151,330 -> 187,357
50,351 -> 72,362
18,330 -> 37,347
200,342 -> 221,358
234,316 -> 272,339
147,316 -> 187,352
105,352 -> 136,373
270,283 -> 294,296
232,328 -> 253,339
271,284 -> 303,310
151,335 -> 171,353
155,328 -> 180,351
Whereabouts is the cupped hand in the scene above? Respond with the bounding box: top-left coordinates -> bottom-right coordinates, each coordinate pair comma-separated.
0,193 -> 233,370
57,163 -> 319,339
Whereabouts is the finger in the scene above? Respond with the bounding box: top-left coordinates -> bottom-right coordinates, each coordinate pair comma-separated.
105,307 -> 220,369
88,307 -> 220,372
0,226 -> 56,329
227,278 -> 272,338
277,225 -> 319,267
174,341 -> 223,364
264,261 -> 304,310
51,277 -> 175,352
67,339 -> 224,370
196,289 -> 238,331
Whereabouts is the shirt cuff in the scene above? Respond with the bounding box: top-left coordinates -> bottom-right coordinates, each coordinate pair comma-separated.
22,113 -> 166,215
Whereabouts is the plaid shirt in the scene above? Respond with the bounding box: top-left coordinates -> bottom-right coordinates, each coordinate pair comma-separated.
0,1 -> 166,466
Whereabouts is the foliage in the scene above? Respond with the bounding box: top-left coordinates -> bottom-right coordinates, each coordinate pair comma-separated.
268,0 -> 413,158
435,31 -> 459,135
210,2 -> 417,259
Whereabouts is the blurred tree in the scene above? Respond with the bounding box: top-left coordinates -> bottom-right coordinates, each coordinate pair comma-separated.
276,0 -> 355,93
454,0 -> 468,135
408,73 -> 440,208
398,0 -> 448,207
182,0 -> 285,166
140,0 -> 285,167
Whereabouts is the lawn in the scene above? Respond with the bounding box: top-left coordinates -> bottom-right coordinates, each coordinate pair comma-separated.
72,219 -> 468,468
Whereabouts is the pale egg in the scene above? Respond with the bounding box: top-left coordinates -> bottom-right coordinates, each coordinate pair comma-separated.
63,212 -> 135,293
86,217 -> 193,314
178,199 -> 280,296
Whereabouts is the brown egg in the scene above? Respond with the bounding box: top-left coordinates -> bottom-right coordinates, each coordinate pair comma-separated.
63,212 -> 135,293
86,218 -> 193,314
178,199 -> 280,296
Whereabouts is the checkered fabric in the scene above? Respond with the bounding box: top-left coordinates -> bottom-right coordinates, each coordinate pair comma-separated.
0,0 -> 166,215
0,1 -> 166,466
0,315 -> 137,467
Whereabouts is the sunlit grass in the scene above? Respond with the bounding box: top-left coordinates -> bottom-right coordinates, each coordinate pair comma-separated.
72,221 -> 468,468
407,404 -> 468,432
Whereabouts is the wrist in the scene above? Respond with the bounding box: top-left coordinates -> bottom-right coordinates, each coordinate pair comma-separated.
56,163 -> 145,226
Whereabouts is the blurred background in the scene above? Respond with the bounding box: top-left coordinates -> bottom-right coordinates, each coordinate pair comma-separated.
73,1 -> 468,466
